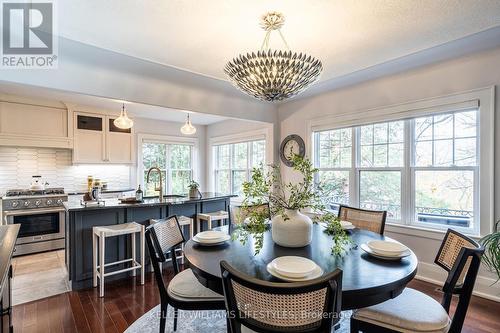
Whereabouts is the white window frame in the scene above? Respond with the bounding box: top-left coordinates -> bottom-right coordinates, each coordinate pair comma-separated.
408,112 -> 479,235
356,120 -> 406,222
308,87 -> 495,238
213,139 -> 266,195
208,127 -> 273,194
136,134 -> 199,195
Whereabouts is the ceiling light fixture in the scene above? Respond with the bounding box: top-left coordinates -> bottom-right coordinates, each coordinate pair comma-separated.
225,11 -> 322,102
180,114 -> 196,135
114,103 -> 134,129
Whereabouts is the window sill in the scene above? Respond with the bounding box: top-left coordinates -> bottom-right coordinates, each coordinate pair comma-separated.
303,209 -> 482,241
385,222 -> 482,241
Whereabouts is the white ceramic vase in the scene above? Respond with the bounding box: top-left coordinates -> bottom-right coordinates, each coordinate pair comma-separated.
271,209 -> 313,247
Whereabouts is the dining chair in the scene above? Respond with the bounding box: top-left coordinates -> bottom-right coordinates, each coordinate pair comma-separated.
231,203 -> 271,225
145,216 -> 225,332
338,205 -> 387,235
350,228 -> 484,333
220,260 -> 343,333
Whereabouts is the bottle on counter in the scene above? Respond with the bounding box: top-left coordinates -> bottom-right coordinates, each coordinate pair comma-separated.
87,176 -> 94,192
135,185 -> 143,202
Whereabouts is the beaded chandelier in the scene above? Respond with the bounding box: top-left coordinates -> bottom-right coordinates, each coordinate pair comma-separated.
224,12 -> 322,102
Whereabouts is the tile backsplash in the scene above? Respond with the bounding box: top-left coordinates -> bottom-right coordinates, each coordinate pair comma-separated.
0,147 -> 131,194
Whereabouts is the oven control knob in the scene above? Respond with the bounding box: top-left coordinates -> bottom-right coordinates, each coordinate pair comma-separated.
35,200 -> 42,206
56,199 -> 63,205
23,201 -> 30,207
47,199 -> 53,205
11,201 -> 19,208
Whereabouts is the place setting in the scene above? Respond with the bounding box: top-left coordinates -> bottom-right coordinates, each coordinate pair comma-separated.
360,240 -> 411,261
266,256 -> 323,282
192,230 -> 231,246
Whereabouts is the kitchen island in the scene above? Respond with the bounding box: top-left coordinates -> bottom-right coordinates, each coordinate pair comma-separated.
64,192 -> 234,290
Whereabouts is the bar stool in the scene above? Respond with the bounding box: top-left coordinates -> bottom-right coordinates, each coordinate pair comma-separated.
150,216 -> 193,267
196,210 -> 229,233
92,222 -> 145,297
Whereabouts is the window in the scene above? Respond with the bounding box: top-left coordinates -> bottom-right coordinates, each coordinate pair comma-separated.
358,120 -> 404,220
314,129 -> 351,210
214,139 -> 266,195
314,109 -> 480,233
141,141 -> 193,196
412,111 -> 477,229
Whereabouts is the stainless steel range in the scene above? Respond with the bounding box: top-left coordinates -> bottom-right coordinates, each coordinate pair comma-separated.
2,188 -> 67,256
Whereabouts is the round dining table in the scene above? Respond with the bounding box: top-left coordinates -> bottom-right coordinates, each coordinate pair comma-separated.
184,224 -> 418,310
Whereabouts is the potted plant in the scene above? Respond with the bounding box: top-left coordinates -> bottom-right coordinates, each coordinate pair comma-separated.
235,154 -> 352,254
188,180 -> 201,198
480,220 -> 500,283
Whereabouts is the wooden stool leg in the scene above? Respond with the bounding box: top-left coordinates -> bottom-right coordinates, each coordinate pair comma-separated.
208,217 -> 212,230
92,232 -> 97,288
99,233 -> 105,297
181,242 -> 185,265
131,232 -> 136,277
189,220 -> 194,239
140,226 -> 145,285
197,216 -> 201,233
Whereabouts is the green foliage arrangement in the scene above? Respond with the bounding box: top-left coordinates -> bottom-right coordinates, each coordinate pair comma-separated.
480,220 -> 500,283
188,180 -> 199,190
233,154 -> 353,255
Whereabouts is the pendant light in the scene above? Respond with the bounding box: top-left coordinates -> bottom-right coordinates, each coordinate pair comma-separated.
180,114 -> 196,135
225,11 -> 322,102
114,103 -> 134,129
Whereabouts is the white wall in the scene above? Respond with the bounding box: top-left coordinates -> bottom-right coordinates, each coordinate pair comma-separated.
278,46 -> 500,301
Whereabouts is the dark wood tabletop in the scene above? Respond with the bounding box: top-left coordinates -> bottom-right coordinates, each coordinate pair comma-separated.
184,224 -> 418,310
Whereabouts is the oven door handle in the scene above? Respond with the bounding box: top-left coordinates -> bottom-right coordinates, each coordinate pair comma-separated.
3,207 -> 66,217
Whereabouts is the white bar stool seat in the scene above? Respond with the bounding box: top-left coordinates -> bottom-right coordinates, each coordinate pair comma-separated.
196,210 -> 229,233
92,222 -> 145,297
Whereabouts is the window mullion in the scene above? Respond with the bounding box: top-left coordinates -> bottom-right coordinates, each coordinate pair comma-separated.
404,119 -> 413,226
166,145 -> 172,194
247,142 -> 251,182
352,127 -> 359,208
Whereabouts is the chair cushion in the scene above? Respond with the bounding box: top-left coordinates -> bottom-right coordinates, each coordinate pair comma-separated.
241,326 -> 256,333
353,288 -> 451,333
167,268 -> 223,301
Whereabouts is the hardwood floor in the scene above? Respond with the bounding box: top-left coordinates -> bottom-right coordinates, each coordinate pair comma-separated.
12,269 -> 500,333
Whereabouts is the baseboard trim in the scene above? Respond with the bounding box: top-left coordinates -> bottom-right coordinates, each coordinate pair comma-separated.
415,262 -> 500,303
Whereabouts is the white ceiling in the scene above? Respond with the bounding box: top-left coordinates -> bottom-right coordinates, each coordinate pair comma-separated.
58,1 -> 500,83
0,82 -> 227,125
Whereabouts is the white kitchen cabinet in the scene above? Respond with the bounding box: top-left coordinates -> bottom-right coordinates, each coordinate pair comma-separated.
0,99 -> 72,148
73,112 -> 133,164
106,116 -> 133,163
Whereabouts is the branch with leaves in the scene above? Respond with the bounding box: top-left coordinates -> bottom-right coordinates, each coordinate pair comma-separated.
233,154 -> 353,255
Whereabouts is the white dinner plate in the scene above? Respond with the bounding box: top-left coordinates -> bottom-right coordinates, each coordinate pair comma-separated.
340,220 -> 353,227
271,256 -> 317,278
320,220 -> 356,230
196,230 -> 228,241
367,240 -> 409,256
360,243 -> 411,260
192,234 -> 230,246
267,262 -> 323,282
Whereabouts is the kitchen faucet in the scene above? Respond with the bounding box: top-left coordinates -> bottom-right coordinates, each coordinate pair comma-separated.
146,167 -> 164,202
